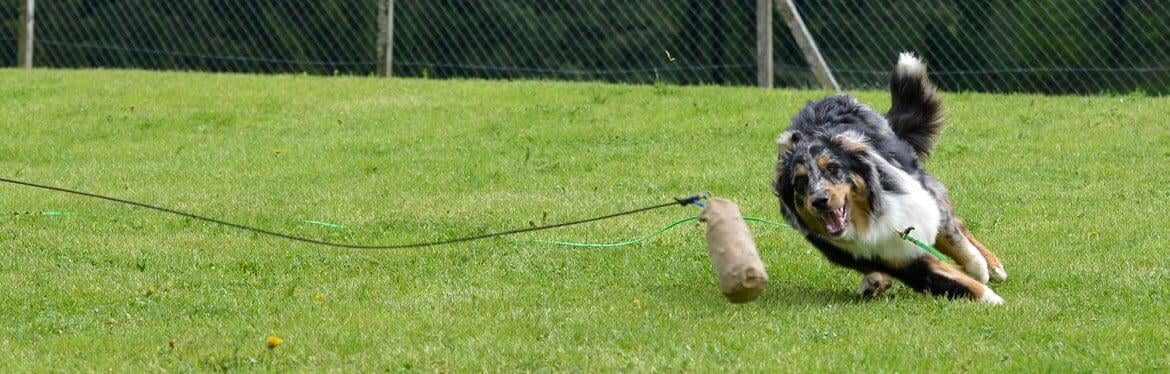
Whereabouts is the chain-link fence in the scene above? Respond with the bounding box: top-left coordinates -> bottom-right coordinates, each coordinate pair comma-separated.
801,0 -> 1170,94
3,0 -> 1168,95
9,1 -> 378,75
0,2 -> 17,67
394,1 -> 790,86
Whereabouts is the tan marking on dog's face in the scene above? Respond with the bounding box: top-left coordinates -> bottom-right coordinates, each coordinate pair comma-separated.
816,155 -> 832,169
795,198 -> 828,235
794,164 -> 808,177
848,174 -> 871,233
822,182 -> 850,210
833,134 -> 869,152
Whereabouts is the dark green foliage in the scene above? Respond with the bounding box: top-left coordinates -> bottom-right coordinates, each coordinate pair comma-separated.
1,0 -> 19,67
393,0 -> 771,85
1,0 -> 1166,93
797,0 -> 1169,94
31,0 -> 378,74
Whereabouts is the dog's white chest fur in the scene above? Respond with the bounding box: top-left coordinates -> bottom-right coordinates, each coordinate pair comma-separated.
831,165 -> 940,262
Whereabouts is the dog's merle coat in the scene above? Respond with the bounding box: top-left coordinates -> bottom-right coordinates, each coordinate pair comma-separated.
773,53 -> 1007,303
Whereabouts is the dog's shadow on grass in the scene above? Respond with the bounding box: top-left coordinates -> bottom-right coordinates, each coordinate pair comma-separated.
721,283 -> 864,308
662,281 -> 864,308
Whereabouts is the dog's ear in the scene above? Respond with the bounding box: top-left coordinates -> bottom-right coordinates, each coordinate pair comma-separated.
776,131 -> 800,153
832,131 -> 869,153
774,131 -> 800,196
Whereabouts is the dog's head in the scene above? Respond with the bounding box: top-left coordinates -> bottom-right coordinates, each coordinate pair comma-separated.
773,130 -> 876,238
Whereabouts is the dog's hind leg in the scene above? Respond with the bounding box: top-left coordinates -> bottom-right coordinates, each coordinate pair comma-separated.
887,255 -> 1002,304
921,175 -> 1001,283
960,224 -> 1007,283
933,220 -> 992,284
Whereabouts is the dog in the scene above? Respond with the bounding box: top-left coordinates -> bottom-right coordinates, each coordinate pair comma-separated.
772,53 -> 1007,304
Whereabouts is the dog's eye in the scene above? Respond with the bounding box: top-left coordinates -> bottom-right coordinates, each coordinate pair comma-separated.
792,176 -> 808,190
826,164 -> 841,174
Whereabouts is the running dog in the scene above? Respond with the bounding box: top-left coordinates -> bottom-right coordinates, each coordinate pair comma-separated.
772,53 -> 1007,304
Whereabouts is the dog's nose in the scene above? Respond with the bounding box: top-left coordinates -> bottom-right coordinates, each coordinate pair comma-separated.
810,194 -> 829,210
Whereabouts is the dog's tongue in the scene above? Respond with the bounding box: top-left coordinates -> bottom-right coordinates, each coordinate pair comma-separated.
823,207 -> 847,234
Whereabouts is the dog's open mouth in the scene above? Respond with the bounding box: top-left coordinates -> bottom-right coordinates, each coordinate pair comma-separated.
823,206 -> 849,236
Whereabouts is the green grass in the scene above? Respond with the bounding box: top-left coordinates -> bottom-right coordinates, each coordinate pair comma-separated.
2,69 -> 1168,371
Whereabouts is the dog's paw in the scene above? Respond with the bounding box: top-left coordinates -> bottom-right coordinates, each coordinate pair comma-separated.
978,287 -> 1004,305
989,264 -> 1008,283
961,256 -> 991,284
858,272 -> 892,298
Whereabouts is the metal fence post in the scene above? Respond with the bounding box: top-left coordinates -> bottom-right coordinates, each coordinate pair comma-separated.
756,0 -> 773,88
376,0 -> 395,77
18,0 -> 35,68
777,0 -> 839,90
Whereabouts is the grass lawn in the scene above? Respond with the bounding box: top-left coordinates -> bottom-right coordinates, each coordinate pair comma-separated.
1,68 -> 1168,371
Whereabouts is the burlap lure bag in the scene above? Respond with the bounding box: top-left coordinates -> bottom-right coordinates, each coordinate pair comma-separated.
698,198 -> 769,303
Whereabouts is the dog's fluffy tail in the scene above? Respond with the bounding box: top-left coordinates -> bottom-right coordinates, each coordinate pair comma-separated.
886,52 -> 943,159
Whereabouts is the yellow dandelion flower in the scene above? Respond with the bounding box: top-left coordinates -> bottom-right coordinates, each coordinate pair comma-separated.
633,299 -> 642,308
266,335 -> 283,349
312,292 -> 326,302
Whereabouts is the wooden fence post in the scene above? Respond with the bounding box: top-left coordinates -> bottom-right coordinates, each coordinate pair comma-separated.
756,0 -> 773,88
376,0 -> 395,77
18,0 -> 35,68
777,0 -> 839,90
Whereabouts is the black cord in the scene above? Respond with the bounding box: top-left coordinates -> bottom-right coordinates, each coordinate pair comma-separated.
1,176 -> 703,249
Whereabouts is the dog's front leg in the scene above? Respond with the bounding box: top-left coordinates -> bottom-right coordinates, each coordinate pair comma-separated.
859,272 -> 892,298
887,254 -> 1003,304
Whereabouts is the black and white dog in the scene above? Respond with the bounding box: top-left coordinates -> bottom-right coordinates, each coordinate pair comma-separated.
772,53 -> 1007,303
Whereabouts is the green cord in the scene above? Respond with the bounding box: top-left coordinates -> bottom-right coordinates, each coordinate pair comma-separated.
533,215 -> 700,248
533,215 -> 789,248
303,220 -> 346,228
536,214 -> 950,261
742,216 -> 789,227
900,230 -> 951,261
